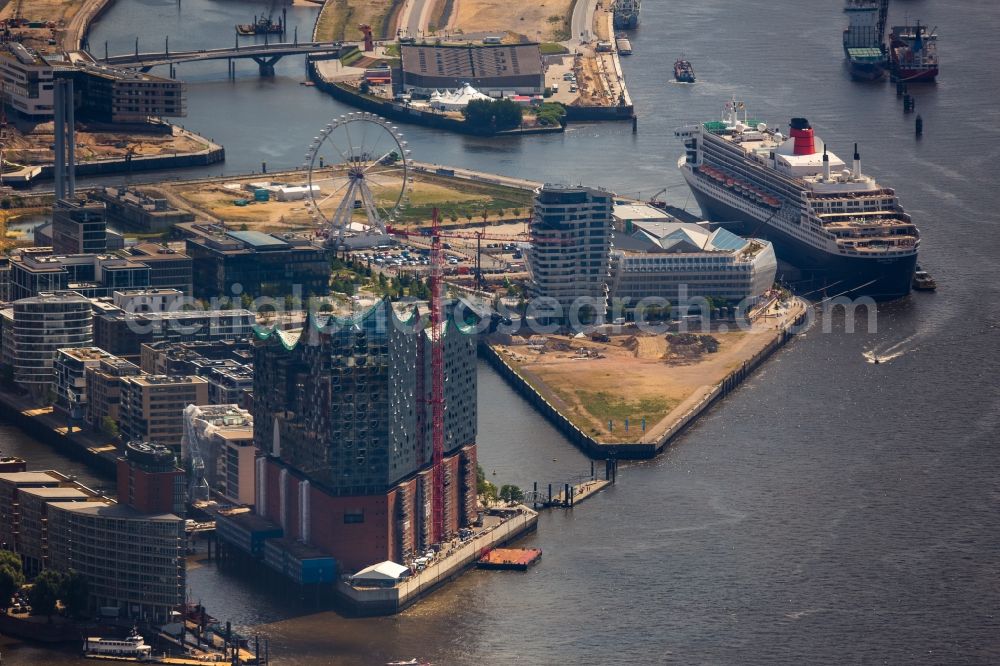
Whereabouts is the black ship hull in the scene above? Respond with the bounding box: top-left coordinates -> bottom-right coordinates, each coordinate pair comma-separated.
690,187 -> 916,300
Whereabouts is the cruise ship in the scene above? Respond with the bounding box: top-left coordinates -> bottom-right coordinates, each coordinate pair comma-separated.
675,99 -> 919,300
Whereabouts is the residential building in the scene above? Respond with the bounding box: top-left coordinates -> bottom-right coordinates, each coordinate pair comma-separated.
48,499 -> 185,623
60,61 -> 186,123
139,339 -> 252,376
609,220 -> 777,310
181,404 -> 256,505
53,347 -> 114,420
51,197 -> 108,255
399,43 -> 544,95
85,353 -> 142,430
13,291 -> 93,393
240,299 -> 478,574
0,469 -> 185,623
119,375 -> 209,456
178,223 -> 330,298
0,44 -> 54,119
526,185 -> 614,326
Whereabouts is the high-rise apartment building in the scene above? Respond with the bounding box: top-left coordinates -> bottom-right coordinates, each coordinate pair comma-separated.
12,291 -> 93,393
526,185 -> 614,325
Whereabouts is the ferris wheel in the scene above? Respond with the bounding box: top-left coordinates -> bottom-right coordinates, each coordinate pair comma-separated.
304,113 -> 411,245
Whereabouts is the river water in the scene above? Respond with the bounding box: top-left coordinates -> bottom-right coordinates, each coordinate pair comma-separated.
5,0 -> 1000,663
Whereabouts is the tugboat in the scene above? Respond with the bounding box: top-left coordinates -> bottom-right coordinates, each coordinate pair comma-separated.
673,58 -> 695,83
912,267 -> 937,291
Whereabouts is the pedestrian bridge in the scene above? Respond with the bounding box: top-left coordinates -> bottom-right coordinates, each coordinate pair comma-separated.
98,40 -> 345,76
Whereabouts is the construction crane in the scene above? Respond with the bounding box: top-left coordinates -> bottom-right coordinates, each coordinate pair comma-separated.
409,211 -> 557,542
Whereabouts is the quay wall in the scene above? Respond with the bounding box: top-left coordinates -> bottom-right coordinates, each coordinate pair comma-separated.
23,144 -> 225,185
336,509 -> 538,616
0,390 -> 118,479
479,310 -> 808,459
307,62 -> 563,137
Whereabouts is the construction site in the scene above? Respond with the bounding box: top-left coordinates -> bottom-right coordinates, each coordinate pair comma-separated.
491,298 -> 809,446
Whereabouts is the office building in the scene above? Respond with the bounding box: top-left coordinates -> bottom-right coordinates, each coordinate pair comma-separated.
93,304 -> 255,362
125,244 -> 194,295
9,250 -> 151,301
609,220 -> 777,310
120,375 -> 209,456
13,291 -> 93,392
116,440 -> 186,515
0,44 -> 54,119
92,188 -> 196,232
526,185 -> 614,325
181,404 -> 256,505
51,198 -> 108,255
179,223 -> 330,298
139,339 -> 252,376
243,299 -> 478,573
399,43 -> 544,95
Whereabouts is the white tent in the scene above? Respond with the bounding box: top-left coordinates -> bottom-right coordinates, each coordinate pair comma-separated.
432,83 -> 492,111
350,560 -> 410,584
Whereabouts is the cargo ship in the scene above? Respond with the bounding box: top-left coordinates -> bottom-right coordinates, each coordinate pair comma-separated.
842,0 -> 889,80
890,22 -> 938,81
675,99 -> 920,300
236,13 -> 285,36
673,58 -> 695,83
612,0 -> 640,30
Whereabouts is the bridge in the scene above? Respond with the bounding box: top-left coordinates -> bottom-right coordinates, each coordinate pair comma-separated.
99,40 -> 345,76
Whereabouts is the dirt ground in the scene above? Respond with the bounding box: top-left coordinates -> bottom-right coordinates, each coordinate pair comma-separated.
4,125 -> 209,166
498,300 -> 807,443
314,0 -> 400,41
163,170 -> 532,234
0,0 -> 70,54
446,0 -> 573,41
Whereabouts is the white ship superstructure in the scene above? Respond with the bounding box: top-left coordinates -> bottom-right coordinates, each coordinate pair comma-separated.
675,99 -> 919,299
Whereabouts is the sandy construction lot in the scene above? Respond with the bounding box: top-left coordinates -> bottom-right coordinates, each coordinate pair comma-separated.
447,0 -> 573,41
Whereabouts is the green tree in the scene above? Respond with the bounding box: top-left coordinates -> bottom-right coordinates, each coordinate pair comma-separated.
476,464 -> 497,503
60,570 -> 89,619
0,550 -> 24,610
29,569 -> 64,620
462,98 -> 523,132
498,484 -> 524,504
101,416 -> 120,438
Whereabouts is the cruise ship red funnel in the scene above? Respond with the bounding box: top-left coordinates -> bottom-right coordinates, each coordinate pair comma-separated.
789,117 -> 816,155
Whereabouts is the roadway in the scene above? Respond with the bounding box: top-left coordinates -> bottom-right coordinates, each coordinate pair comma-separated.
569,0 -> 600,45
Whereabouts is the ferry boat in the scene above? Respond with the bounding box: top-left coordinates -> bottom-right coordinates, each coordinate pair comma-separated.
673,58 -> 695,83
611,0 -> 640,29
83,630 -> 152,659
675,99 -> 920,300
890,22 -> 939,82
842,0 -> 889,80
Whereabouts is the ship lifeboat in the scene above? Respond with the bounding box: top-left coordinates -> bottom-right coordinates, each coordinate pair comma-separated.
725,178 -> 735,188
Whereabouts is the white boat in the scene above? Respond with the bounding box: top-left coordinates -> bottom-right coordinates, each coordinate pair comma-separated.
83,630 -> 152,659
